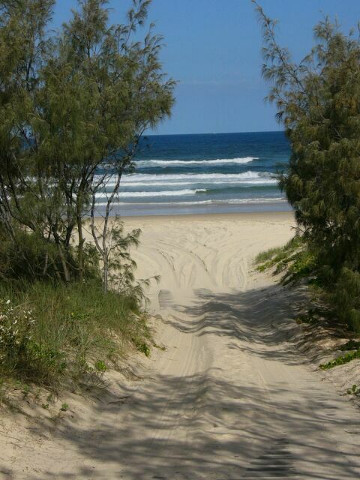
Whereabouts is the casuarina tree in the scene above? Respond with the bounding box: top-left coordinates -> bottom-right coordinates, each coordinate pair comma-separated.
0,0 -> 174,287
254,1 -> 360,330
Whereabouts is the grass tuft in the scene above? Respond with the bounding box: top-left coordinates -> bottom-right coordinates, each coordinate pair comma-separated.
320,350 -> 360,370
0,280 -> 151,390
255,246 -> 285,265
339,340 -> 360,351
255,235 -> 317,285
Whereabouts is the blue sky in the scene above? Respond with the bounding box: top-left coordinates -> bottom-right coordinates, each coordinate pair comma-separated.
53,0 -> 360,135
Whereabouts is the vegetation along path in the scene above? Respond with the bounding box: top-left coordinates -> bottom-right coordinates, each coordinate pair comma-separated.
2,212 -> 360,479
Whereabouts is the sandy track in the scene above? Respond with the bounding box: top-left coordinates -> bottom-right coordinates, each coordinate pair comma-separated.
2,212 -> 360,479
129,212 -> 295,301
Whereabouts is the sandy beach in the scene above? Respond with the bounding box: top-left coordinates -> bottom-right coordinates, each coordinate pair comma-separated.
2,211 -> 360,479
125,211 -> 296,308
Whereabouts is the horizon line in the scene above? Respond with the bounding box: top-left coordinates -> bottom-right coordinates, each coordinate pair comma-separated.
146,129 -> 285,137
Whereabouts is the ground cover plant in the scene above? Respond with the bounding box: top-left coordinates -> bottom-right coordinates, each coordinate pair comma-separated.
0,282 -> 151,388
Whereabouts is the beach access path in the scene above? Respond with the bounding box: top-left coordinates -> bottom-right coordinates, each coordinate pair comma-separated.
1,211 -> 360,479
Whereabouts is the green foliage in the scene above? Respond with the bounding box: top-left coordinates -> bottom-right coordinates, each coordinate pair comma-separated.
0,0 -> 170,392
255,235 -> 317,284
0,298 -> 67,384
60,403 -> 69,411
332,268 -> 360,332
255,3 -> 360,332
0,281 -> 151,388
0,0 -> 174,285
340,340 -> 360,351
94,360 -> 107,372
320,350 -> 360,370
89,217 -> 143,295
346,384 -> 359,396
0,226 -> 99,283
134,341 -> 151,357
255,246 -> 285,265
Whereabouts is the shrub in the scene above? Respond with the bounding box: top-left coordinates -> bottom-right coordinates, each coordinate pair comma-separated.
0,281 -> 152,388
320,350 -> 360,370
333,268 -> 360,332
0,227 -> 100,284
255,235 -> 317,283
0,299 -> 66,384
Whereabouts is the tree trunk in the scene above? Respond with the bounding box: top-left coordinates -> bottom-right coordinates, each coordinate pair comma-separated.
77,216 -> 85,282
58,243 -> 71,283
103,254 -> 109,293
52,227 -> 71,282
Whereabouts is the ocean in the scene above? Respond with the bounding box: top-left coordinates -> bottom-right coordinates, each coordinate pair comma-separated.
96,131 -> 292,216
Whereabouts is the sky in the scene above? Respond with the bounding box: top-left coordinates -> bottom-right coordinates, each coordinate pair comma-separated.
53,0 -> 360,135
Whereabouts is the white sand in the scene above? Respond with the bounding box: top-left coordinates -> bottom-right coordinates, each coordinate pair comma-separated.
1,211 -> 360,479
126,211 -> 296,308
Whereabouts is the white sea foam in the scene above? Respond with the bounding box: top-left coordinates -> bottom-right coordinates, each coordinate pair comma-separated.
96,189 -> 206,199
96,171 -> 277,186
95,197 -> 286,206
93,171 -> 279,205
135,157 -> 258,167
123,171 -> 271,182
226,197 -> 285,204
151,197 -> 286,205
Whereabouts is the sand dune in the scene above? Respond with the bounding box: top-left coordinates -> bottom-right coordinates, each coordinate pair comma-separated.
2,211 -> 360,479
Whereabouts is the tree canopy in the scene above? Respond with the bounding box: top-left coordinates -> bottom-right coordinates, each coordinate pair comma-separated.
0,0 -> 174,285
255,1 -> 360,331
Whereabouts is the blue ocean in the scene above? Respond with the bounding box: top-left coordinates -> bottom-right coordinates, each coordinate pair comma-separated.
98,131 -> 291,216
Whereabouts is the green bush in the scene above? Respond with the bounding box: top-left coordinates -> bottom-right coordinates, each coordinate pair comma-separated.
256,235 -> 360,334
0,227 -> 99,284
320,350 -> 360,370
0,281 -> 151,388
340,340 -> 360,351
333,268 -> 360,332
255,235 -> 317,283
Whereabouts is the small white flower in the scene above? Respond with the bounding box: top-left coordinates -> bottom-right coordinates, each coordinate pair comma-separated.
5,300 -> 10,305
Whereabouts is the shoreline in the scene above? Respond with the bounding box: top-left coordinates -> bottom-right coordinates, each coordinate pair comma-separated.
94,199 -> 292,218
120,209 -> 295,223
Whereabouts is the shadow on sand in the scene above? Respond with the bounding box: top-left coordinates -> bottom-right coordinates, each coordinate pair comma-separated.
3,284 -> 360,479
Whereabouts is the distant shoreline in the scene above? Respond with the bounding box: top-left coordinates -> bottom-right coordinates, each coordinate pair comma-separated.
144,130 -> 286,137
120,210 -> 295,223
93,200 -> 292,218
